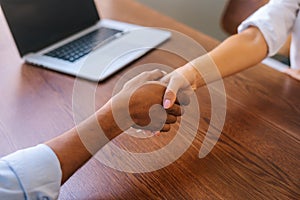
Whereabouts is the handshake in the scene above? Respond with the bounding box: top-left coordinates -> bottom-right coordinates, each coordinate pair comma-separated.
45,66 -> 199,183
96,69 -> 192,140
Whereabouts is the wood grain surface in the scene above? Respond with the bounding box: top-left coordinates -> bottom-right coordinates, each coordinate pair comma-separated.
0,0 -> 299,199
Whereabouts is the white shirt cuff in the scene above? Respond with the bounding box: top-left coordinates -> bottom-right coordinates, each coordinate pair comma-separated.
2,144 -> 62,200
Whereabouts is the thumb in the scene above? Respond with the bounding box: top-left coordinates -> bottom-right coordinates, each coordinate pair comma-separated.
163,77 -> 181,109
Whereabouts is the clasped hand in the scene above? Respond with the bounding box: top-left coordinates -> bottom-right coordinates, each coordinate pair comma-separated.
110,69 -> 190,133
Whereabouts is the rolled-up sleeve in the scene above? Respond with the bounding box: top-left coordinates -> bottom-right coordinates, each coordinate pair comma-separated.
238,0 -> 300,56
0,144 -> 62,200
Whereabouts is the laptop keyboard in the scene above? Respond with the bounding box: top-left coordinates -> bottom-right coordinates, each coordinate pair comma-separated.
45,27 -> 122,62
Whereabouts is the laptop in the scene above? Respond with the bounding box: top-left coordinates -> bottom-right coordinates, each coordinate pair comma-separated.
0,0 -> 171,81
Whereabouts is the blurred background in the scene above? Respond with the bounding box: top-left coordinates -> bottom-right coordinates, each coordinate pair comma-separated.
136,0 -> 228,40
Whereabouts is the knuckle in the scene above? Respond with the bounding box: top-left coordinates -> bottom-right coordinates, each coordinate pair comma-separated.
161,124 -> 170,132
165,90 -> 175,98
166,105 -> 181,116
167,116 -> 177,124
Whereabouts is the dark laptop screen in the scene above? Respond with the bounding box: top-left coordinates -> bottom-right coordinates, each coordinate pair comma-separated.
0,0 -> 100,56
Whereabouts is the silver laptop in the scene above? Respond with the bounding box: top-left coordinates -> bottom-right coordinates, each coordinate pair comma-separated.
0,0 -> 171,81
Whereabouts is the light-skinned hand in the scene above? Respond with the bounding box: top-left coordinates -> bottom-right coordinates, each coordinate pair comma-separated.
160,65 -> 198,109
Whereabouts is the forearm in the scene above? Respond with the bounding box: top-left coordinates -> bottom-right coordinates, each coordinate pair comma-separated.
45,100 -> 123,184
189,27 -> 268,88
45,70 -> 180,184
45,128 -> 91,184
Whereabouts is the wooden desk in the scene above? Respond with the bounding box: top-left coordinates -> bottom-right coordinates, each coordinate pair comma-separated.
0,0 -> 299,199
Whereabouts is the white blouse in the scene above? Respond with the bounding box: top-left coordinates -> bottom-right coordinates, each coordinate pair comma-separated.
238,0 -> 300,69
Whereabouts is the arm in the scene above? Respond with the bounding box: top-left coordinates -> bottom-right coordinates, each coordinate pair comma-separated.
0,70 -> 185,199
0,102 -> 120,199
162,26 -> 268,108
46,69 -> 184,184
199,26 -> 267,86
162,0 -> 300,108
45,101 -> 122,184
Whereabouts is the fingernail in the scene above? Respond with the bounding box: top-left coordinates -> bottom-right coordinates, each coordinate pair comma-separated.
164,99 -> 171,109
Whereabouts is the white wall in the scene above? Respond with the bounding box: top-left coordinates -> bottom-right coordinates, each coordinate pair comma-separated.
137,0 -> 228,40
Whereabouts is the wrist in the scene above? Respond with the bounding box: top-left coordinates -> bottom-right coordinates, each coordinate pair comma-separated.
188,54 -> 217,88
95,100 -> 124,140
181,63 -> 205,89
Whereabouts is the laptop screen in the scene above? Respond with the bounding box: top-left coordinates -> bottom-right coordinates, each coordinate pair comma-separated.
0,0 -> 100,56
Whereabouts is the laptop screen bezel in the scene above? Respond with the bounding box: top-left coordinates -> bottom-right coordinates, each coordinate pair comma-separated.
0,0 -> 101,56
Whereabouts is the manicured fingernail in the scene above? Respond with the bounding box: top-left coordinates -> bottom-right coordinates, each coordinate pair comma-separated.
164,99 -> 171,109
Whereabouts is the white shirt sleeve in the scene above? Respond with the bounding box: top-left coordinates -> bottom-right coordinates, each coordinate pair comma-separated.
0,144 -> 62,200
238,0 -> 300,56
